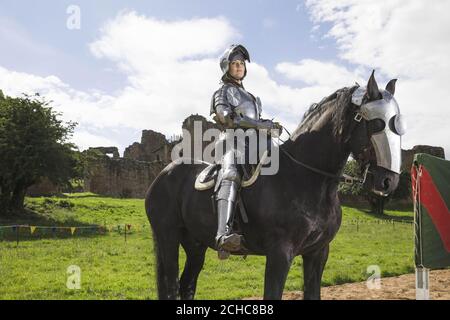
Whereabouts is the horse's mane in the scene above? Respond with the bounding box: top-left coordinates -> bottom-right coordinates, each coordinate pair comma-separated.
288,85 -> 359,143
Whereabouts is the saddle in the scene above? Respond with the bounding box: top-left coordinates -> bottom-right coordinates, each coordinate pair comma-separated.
194,150 -> 269,191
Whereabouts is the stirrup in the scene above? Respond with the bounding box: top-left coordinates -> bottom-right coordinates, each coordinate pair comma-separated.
217,233 -> 242,252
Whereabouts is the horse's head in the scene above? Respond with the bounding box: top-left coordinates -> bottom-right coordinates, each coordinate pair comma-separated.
348,71 -> 406,196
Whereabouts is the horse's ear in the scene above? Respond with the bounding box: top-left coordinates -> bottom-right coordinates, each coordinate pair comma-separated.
366,70 -> 382,101
385,79 -> 397,95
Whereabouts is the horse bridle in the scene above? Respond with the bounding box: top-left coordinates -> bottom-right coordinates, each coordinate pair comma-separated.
276,111 -> 371,185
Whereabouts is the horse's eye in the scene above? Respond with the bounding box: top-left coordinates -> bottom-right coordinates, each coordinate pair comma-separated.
369,119 -> 385,133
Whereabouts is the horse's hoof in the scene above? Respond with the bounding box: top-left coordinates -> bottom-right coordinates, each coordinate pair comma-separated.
218,249 -> 230,260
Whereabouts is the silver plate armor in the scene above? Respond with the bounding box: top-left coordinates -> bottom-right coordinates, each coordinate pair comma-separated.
352,86 -> 406,174
226,86 -> 260,120
211,83 -> 263,128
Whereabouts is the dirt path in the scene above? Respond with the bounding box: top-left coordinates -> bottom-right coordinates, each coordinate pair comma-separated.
248,269 -> 450,300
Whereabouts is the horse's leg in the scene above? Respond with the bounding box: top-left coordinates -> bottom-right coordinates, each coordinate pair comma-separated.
153,230 -> 181,300
179,231 -> 207,300
263,246 -> 294,300
302,244 -> 329,300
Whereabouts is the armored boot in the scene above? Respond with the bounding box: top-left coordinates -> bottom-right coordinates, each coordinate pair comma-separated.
215,180 -> 242,258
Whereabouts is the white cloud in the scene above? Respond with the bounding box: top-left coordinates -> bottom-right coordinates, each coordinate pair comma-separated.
306,0 -> 450,158
266,59 -> 374,135
247,61 -> 348,126
276,59 -> 364,87
86,11 -> 241,136
72,130 -> 120,151
0,11 -> 335,152
0,65 -> 118,151
90,12 -> 237,72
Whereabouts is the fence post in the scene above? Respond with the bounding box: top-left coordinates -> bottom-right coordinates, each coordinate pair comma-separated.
416,267 -> 430,300
16,225 -> 19,246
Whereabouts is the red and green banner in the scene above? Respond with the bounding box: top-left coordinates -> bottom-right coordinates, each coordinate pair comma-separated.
412,153 -> 450,269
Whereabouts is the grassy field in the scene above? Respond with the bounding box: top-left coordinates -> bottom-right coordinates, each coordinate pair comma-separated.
0,193 -> 415,300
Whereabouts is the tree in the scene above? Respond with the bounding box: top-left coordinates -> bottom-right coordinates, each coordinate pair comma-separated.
0,91 -> 79,213
338,159 -> 364,197
339,159 -> 386,214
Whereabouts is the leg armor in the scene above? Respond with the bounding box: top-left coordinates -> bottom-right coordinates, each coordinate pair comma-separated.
215,148 -> 242,254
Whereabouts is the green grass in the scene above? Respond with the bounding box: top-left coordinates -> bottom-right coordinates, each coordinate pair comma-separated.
0,193 -> 415,299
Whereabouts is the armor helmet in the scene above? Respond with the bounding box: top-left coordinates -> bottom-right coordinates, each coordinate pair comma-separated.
219,44 -> 250,81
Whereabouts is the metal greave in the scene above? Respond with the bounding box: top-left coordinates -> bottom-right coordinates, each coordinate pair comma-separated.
215,180 -> 239,245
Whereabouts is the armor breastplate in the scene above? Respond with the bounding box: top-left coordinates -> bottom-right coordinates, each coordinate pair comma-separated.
226,85 -> 261,120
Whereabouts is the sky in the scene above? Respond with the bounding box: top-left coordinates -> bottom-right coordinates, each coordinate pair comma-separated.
0,0 -> 449,159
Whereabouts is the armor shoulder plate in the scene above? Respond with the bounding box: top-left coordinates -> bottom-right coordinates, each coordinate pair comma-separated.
210,84 -> 232,115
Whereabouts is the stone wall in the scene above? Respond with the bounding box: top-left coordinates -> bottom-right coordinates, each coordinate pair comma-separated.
83,115 -> 220,198
89,147 -> 120,158
123,129 -> 173,162
84,126 -> 182,198
401,145 -> 445,172
84,155 -> 165,198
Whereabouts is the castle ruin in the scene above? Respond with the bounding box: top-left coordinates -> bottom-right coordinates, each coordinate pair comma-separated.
83,114 -> 220,198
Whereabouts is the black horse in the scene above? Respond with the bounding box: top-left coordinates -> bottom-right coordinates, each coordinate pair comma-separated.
145,72 -> 400,300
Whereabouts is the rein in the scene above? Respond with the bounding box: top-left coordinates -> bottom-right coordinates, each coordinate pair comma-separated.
277,115 -> 369,185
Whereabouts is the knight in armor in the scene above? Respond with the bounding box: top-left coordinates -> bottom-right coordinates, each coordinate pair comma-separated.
210,44 -> 282,259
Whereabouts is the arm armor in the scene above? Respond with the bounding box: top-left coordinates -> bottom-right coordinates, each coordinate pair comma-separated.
211,86 -> 235,128
233,115 -> 274,130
